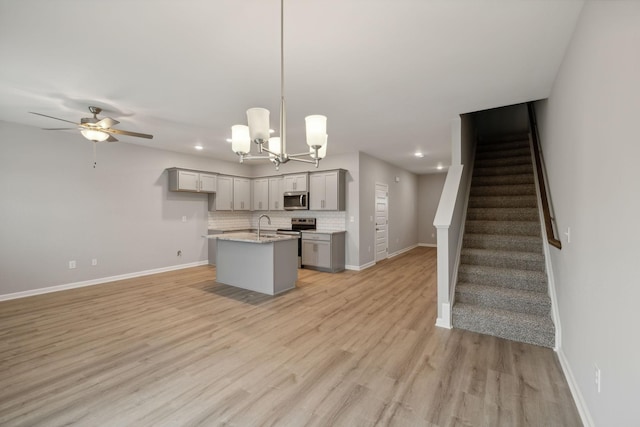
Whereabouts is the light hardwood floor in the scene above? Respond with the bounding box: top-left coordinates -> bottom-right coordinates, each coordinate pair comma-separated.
0,247 -> 581,426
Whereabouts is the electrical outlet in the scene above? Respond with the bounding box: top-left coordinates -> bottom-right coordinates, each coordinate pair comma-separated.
177,250 -> 182,257
594,364 -> 601,393
68,260 -> 76,269
181,216 -> 187,222
91,258 -> 98,266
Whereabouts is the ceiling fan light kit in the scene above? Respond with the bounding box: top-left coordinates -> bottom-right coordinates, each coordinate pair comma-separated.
231,0 -> 328,170
29,106 -> 153,143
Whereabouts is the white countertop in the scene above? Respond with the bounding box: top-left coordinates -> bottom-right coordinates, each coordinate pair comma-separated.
203,232 -> 298,244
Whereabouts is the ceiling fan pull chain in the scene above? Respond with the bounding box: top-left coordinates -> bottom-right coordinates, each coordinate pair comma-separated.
93,141 -> 97,168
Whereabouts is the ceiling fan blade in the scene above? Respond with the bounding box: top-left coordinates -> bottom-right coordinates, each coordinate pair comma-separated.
106,128 -> 154,139
42,127 -> 77,130
106,135 -> 118,142
29,112 -> 79,125
96,117 -> 119,128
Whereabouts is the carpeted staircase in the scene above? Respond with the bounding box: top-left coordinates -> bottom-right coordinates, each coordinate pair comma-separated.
452,134 -> 555,348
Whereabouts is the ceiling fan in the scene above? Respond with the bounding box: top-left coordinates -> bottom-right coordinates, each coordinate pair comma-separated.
29,106 -> 153,142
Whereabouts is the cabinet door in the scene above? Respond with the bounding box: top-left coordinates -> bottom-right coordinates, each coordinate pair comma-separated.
302,241 -> 317,266
268,177 -> 284,211
302,241 -> 331,268
233,178 -> 251,210
199,173 -> 217,193
309,174 -> 325,210
178,170 -> 199,191
315,242 -> 331,268
215,176 -> 233,210
252,179 -> 269,211
294,175 -> 308,192
323,172 -> 339,210
283,175 -> 296,192
283,174 -> 308,192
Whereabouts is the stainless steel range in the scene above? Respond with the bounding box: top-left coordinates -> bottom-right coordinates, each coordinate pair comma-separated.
277,218 -> 316,267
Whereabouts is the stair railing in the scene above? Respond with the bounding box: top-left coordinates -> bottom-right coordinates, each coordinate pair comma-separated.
527,102 -> 562,249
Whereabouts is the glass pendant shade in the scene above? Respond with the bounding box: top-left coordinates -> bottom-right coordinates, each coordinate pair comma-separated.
268,137 -> 281,159
310,135 -> 328,159
305,115 -> 327,148
231,124 -> 251,154
247,108 -> 270,142
80,128 -> 109,142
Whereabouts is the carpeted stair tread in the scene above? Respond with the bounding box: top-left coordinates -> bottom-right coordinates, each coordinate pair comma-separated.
473,164 -> 533,177
461,248 -> 545,271
470,183 -> 536,197
477,140 -> 530,153
455,282 -> 551,316
472,173 -> 534,186
465,220 -> 541,236
452,303 -> 555,348
458,264 -> 547,292
474,155 -> 533,169
476,147 -> 532,160
463,233 -> 543,253
466,207 -> 539,221
468,195 -> 538,209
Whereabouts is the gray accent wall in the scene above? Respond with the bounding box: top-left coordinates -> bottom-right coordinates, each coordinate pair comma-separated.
0,121 -> 246,295
418,173 -> 447,245
534,2 -> 640,425
358,152 -> 419,265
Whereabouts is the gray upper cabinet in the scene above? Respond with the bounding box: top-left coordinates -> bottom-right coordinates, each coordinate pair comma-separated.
283,173 -> 308,192
233,177 -> 251,211
215,176 -> 234,210
268,177 -> 284,211
252,178 -> 269,211
168,168 -> 217,193
309,169 -> 346,211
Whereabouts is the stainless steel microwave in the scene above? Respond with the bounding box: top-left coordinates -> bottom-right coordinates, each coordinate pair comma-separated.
283,191 -> 309,210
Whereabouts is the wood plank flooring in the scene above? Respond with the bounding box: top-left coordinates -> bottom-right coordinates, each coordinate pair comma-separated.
0,247 -> 581,426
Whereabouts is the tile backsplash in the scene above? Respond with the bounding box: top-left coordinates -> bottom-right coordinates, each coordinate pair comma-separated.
208,210 -> 346,231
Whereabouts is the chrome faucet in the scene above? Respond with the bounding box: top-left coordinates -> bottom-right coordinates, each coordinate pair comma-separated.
258,214 -> 271,239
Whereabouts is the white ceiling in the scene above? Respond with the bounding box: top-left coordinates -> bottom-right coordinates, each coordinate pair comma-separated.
0,0 -> 584,174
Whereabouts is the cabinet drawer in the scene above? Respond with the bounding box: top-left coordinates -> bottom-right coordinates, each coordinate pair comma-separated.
301,233 -> 330,242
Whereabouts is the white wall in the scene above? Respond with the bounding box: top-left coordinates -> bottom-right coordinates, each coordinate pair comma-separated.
358,152 -> 419,265
0,121 -> 246,296
535,2 -> 640,425
418,172 -> 447,245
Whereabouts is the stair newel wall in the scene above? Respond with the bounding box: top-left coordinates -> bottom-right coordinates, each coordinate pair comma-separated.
434,115 -> 477,328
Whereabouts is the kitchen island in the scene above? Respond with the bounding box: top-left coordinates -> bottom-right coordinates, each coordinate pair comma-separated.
209,232 -> 299,295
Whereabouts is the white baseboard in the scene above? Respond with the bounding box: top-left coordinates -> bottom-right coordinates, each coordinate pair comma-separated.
557,348 -> 594,427
418,243 -> 437,248
345,260 -> 376,271
388,244 -> 418,258
0,260 -> 209,302
435,302 -> 452,329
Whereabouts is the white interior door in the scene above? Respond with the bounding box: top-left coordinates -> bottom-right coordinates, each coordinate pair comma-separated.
375,183 -> 388,261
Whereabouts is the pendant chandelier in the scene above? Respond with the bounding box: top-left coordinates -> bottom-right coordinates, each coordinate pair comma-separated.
230,0 -> 328,170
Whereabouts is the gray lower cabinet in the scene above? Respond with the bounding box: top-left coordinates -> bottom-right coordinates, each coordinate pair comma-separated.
301,231 -> 346,273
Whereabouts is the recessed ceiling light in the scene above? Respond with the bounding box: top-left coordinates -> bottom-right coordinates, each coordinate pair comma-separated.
195,145 -> 204,150
414,152 -> 424,158
436,164 -> 444,170
269,129 -> 275,134
225,138 -> 232,143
